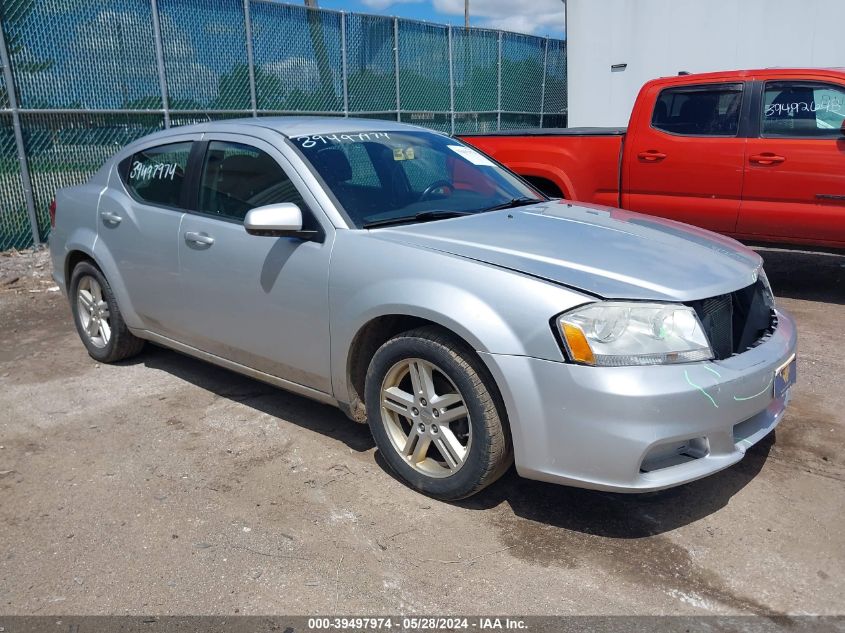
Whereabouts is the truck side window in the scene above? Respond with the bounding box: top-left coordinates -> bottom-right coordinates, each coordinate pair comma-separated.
123,142 -> 192,208
652,84 -> 743,136
198,141 -> 306,222
761,81 -> 845,138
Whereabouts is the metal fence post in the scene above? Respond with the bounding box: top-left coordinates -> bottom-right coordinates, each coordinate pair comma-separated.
243,0 -> 258,116
393,17 -> 401,121
0,22 -> 40,247
496,31 -> 502,131
539,37 -> 548,128
150,0 -> 170,128
447,25 -> 455,135
340,12 -> 349,117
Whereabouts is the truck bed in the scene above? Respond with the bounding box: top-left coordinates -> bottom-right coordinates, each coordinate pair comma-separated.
458,129 -> 625,206
459,127 -> 626,137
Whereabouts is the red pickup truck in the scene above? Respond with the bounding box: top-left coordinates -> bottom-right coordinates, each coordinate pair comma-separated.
460,68 -> 845,250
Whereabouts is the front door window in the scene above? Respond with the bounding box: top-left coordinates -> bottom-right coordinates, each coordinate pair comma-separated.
762,82 -> 845,138
198,141 -> 306,221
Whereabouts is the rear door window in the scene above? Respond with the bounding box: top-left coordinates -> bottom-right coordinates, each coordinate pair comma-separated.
652,84 -> 744,136
761,81 -> 845,138
123,142 -> 192,208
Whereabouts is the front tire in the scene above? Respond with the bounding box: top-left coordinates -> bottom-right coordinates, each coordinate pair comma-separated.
69,261 -> 145,363
364,326 -> 512,500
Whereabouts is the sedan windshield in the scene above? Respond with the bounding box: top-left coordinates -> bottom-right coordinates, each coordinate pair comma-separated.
290,130 -> 544,228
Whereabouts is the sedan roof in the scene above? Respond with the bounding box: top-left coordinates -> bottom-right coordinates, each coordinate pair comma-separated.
157,116 -> 431,139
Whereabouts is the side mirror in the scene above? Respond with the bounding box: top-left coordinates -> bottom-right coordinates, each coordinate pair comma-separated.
840,119 -> 845,137
244,203 -> 316,239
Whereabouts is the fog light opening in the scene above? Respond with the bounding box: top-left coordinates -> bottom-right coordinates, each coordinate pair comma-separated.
640,437 -> 710,473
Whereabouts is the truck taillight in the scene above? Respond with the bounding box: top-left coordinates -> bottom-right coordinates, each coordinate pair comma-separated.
49,199 -> 57,228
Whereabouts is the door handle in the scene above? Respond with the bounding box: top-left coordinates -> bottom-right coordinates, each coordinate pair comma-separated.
184,231 -> 214,246
637,150 -> 667,162
749,153 -> 786,166
100,211 -> 122,225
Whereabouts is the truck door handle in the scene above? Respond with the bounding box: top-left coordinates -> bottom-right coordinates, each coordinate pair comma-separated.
184,231 -> 214,246
749,153 -> 786,165
100,211 -> 122,225
637,150 -> 667,162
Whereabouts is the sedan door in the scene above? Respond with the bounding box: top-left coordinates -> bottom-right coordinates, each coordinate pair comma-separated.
97,137 -> 195,336
737,80 -> 845,247
623,82 -> 747,233
175,135 -> 334,394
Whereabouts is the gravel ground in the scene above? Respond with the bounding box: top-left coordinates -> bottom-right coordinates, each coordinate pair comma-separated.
0,246 -> 843,616
0,248 -> 56,294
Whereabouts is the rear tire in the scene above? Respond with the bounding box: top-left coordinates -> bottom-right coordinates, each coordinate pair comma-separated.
70,261 -> 145,363
365,326 -> 512,500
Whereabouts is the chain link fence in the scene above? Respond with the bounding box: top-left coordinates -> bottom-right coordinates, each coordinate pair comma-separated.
0,0 -> 567,250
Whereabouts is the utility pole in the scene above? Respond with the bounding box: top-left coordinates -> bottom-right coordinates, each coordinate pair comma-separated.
464,0 -> 469,28
302,0 -> 335,109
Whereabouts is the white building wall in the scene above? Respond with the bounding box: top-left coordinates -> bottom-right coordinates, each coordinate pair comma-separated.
567,0 -> 845,127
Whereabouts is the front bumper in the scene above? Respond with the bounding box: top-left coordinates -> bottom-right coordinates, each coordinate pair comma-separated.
481,309 -> 797,492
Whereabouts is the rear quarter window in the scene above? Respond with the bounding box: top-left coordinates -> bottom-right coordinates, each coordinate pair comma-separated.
121,142 -> 192,208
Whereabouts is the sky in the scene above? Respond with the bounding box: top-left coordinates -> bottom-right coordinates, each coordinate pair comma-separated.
315,0 -> 566,38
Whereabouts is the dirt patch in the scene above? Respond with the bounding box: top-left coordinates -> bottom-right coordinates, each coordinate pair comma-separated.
490,497 -> 779,615
0,247 -> 57,294
768,395 -> 843,482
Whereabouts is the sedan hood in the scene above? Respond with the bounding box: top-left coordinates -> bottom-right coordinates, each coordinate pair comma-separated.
370,201 -> 762,302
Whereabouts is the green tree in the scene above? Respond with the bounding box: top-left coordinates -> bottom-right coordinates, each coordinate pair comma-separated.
254,65 -> 286,111
213,63 -> 253,111
0,0 -> 54,73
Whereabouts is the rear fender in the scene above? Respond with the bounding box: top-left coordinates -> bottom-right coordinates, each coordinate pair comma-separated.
89,236 -> 143,328
57,184 -> 144,331
507,162 -> 576,199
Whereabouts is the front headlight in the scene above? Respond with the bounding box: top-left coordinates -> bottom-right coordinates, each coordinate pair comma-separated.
557,302 -> 714,367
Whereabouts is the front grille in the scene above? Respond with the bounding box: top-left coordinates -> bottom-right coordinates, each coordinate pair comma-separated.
698,294 -> 733,359
687,279 -> 776,360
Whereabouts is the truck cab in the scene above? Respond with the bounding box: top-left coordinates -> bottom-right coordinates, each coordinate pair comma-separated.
461,68 -> 845,250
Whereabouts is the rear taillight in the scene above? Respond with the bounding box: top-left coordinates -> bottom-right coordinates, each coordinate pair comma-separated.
49,199 -> 57,228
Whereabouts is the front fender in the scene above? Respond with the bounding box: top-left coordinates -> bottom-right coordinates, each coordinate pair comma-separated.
328,232 -> 588,406
341,277 -> 524,354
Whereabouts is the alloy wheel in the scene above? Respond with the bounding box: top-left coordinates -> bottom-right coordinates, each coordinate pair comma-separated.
379,357 -> 472,477
76,275 -> 111,349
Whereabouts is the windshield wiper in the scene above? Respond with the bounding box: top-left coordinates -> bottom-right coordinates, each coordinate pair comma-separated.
362,210 -> 472,229
361,198 -> 539,229
476,197 -> 541,212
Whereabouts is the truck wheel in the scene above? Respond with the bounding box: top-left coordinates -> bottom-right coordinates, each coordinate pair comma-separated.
364,326 -> 512,500
70,261 -> 145,363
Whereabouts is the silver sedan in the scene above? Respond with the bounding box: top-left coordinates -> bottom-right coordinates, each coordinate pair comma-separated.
49,117 -> 797,499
